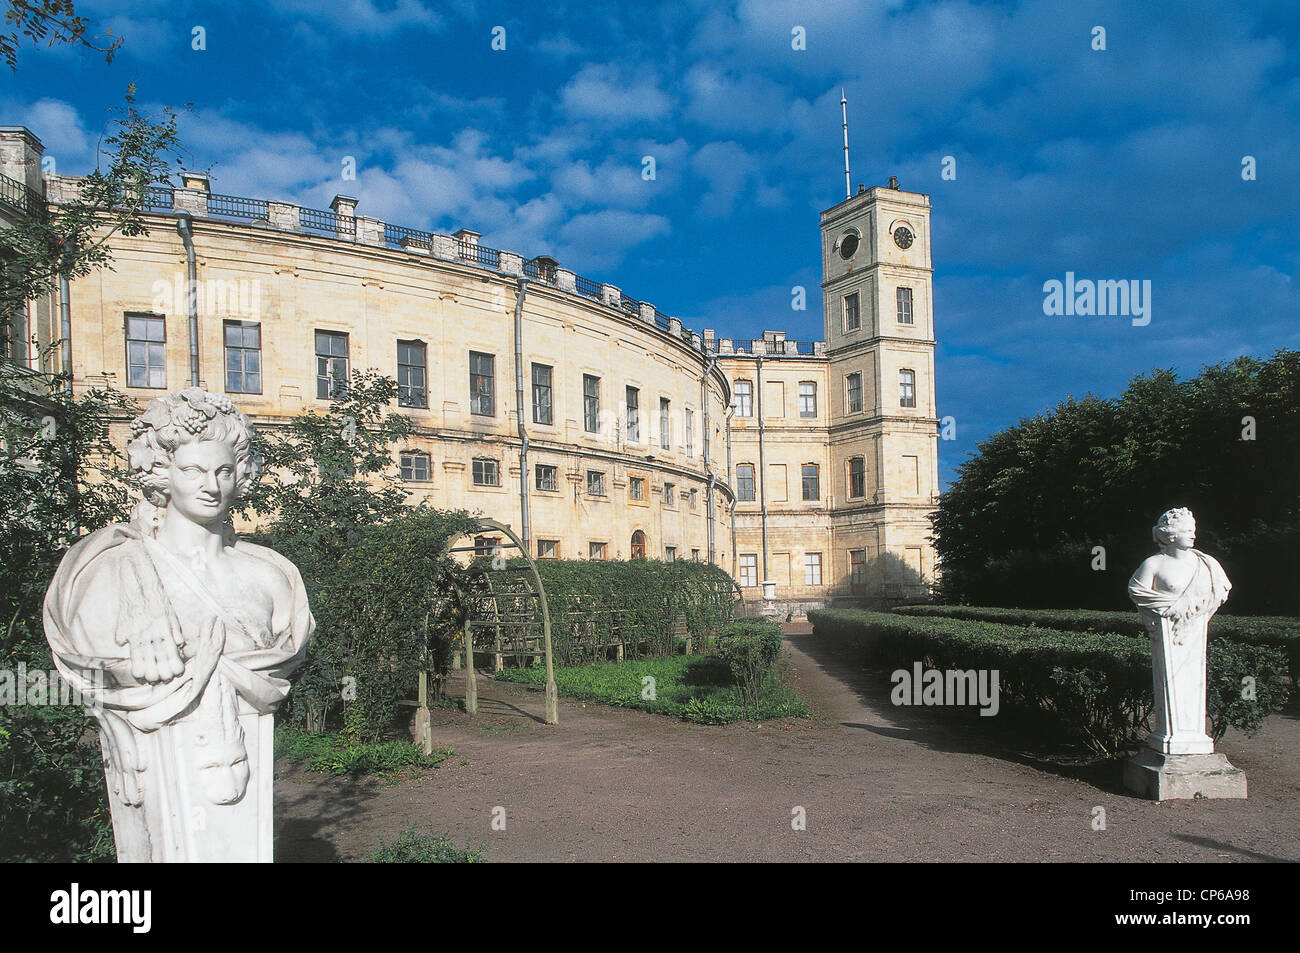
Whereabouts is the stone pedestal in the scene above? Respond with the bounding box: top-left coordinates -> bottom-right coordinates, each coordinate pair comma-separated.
1123,748 -> 1247,801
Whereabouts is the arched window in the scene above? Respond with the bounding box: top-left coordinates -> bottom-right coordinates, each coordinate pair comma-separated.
630,530 -> 646,559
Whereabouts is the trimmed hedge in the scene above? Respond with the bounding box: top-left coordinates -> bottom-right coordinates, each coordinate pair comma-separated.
809,608 -> 1290,756
893,604 -> 1300,677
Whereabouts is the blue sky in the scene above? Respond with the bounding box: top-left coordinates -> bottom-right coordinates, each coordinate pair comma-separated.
4,0 -> 1298,487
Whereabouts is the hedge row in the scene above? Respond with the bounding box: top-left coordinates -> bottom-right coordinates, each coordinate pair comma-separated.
808,608 -> 1290,756
892,604 -> 1300,676
499,558 -> 738,666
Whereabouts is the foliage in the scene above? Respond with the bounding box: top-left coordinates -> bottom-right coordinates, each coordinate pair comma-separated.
495,651 -> 807,725
713,618 -> 784,706
368,827 -> 483,863
0,88 -> 190,321
491,558 -> 737,665
2,0 -> 123,71
892,604 -> 1300,678
243,370 -> 417,551
808,609 -> 1289,757
932,352 -> 1300,613
0,361 -> 135,862
255,506 -> 479,741
275,727 -> 452,779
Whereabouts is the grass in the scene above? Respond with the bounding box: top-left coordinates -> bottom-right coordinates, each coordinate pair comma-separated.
368,826 -> 483,863
494,653 -> 808,724
276,727 -> 454,780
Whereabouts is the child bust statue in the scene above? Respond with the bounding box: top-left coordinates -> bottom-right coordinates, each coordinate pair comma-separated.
43,388 -> 314,861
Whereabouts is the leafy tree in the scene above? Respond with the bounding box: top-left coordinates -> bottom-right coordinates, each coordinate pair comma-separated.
933,351 -> 1300,613
2,0 -> 123,72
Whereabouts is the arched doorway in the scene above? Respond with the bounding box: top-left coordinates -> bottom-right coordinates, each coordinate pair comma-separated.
630,530 -> 646,559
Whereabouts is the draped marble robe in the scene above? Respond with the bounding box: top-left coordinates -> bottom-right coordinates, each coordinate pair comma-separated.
43,510 -> 313,862
1127,549 -> 1231,756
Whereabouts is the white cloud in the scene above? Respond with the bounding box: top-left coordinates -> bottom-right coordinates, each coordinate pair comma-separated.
559,63 -> 672,124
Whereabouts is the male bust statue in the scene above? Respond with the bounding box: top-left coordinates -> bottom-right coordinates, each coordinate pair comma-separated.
43,388 -> 313,861
1127,507 -> 1230,756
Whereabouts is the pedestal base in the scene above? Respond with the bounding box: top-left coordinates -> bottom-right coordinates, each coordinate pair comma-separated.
1123,748 -> 1247,801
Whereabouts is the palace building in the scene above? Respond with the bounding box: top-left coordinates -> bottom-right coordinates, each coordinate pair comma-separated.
0,124 -> 938,608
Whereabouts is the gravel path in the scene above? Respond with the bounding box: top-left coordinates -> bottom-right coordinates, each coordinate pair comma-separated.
275,624 -> 1300,862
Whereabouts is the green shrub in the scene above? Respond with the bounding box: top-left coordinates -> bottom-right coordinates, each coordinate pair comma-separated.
254,507 -> 479,740
713,618 -> 783,706
809,608 -> 1290,756
368,827 -> 482,863
276,727 -> 453,778
893,604 -> 1300,678
495,652 -> 807,724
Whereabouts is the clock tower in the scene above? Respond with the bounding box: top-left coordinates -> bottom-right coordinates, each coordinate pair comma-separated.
821,181 -> 938,599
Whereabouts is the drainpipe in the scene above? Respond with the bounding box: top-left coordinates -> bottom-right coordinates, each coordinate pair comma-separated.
756,354 -> 769,581
176,214 -> 199,387
701,352 -> 721,565
513,278 -> 530,547
58,274 -> 72,394
725,403 -> 736,576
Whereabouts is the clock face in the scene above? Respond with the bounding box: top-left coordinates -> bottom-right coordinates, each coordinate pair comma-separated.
838,231 -> 860,260
893,226 -> 914,249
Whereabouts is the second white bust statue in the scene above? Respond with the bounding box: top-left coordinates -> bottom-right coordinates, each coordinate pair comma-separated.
43,388 -> 314,862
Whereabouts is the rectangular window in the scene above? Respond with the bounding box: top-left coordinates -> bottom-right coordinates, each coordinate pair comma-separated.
535,464 -> 558,491
665,546 -> 676,562
400,451 -> 431,482
844,292 -> 861,332
736,464 -> 755,502
802,463 -> 820,501
897,287 -> 914,325
689,488 -> 698,509
469,351 -> 495,416
223,321 -> 261,394
626,386 -> 640,441
739,554 -> 758,588
315,329 -> 348,400
798,381 -> 817,418
663,481 -> 675,506
804,553 -> 823,586
537,539 -> 559,560
847,372 -> 863,413
684,408 -> 694,457
659,397 -> 671,448
589,541 -> 607,561
125,314 -> 167,390
850,550 -> 868,593
397,340 -> 427,408
531,363 -> 553,425
586,470 -> 605,496
474,535 -> 501,558
630,476 -> 645,501
734,380 -> 752,418
583,374 -> 600,432
849,457 -> 866,499
691,548 -> 700,562
900,369 -> 917,408
472,457 -> 499,487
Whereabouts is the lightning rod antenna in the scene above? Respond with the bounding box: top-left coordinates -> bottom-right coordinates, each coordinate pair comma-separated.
841,88 -> 851,200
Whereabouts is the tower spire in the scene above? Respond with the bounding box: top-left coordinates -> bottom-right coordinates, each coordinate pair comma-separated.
841,88 -> 851,200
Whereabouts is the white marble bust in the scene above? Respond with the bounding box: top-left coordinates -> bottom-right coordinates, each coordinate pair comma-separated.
43,388 -> 314,862
1127,507 -> 1231,756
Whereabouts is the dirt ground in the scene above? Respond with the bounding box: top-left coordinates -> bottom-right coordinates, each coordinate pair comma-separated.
275,624 -> 1300,862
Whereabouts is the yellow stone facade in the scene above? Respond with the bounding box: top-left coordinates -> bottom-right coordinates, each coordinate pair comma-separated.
1,125 -> 937,605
